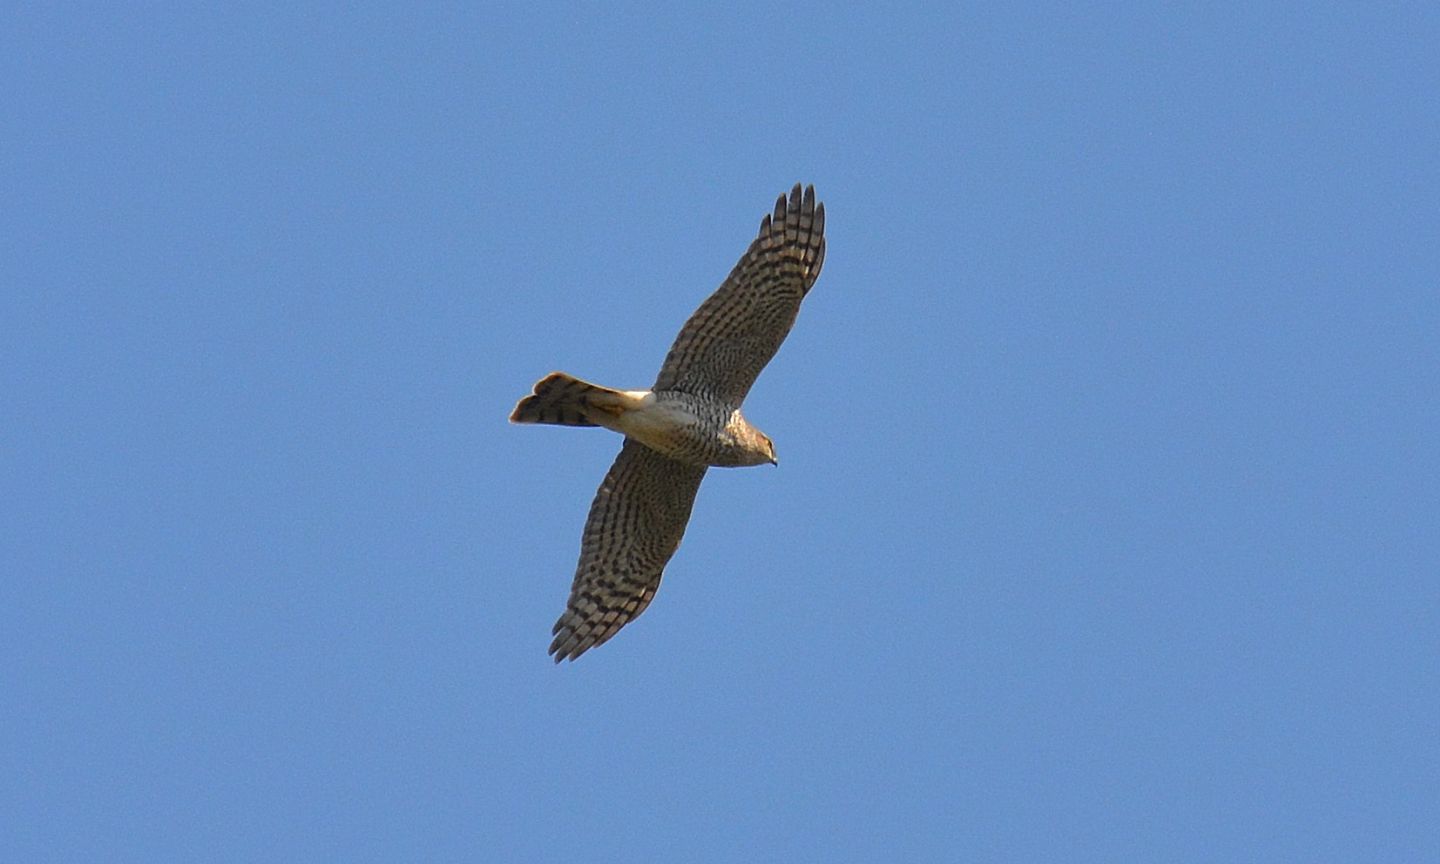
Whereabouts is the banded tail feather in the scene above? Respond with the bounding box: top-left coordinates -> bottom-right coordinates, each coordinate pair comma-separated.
510,372 -> 633,427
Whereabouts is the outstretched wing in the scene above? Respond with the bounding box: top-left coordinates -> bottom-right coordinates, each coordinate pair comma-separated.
549,439 -> 708,662
652,183 -> 826,406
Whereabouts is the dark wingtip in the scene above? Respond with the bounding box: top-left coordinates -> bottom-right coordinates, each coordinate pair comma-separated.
549,621 -> 591,663
548,635 -> 571,663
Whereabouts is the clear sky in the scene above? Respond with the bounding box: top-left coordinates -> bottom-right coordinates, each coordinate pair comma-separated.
3,4 -> 1437,861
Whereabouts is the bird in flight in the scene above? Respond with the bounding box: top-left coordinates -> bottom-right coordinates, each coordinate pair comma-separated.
512,184 -> 826,662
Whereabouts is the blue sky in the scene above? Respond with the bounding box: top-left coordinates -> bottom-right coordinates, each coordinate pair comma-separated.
3,3 -> 1437,861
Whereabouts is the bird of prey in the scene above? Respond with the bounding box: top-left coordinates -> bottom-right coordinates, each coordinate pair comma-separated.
511,184 -> 826,662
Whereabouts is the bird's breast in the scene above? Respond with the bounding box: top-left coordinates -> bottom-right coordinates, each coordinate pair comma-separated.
613,393 -> 739,466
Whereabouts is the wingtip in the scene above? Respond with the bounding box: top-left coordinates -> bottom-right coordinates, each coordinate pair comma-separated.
548,621 -> 592,663
548,636 -> 573,663
548,641 -> 588,664
781,183 -> 820,216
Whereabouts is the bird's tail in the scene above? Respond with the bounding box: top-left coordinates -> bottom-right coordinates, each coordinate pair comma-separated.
510,372 -> 636,427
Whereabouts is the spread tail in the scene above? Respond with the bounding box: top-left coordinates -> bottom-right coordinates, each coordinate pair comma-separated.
510,372 -> 635,427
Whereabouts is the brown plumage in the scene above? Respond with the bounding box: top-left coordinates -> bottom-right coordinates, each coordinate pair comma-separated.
512,184 -> 826,661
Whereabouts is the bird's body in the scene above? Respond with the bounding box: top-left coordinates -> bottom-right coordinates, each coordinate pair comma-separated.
513,373 -> 775,467
511,184 -> 826,661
